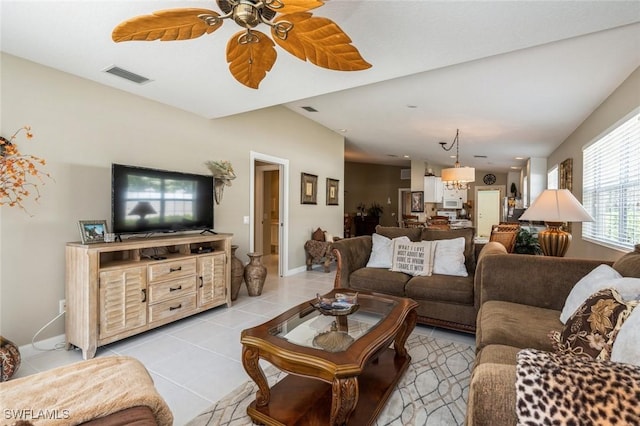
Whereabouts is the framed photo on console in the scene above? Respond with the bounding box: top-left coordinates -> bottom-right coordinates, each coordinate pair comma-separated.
301,173 -> 318,205
326,178 -> 339,206
78,220 -> 108,244
411,191 -> 424,212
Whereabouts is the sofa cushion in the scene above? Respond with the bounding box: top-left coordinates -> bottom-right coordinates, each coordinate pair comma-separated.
348,267 -> 410,297
476,344 -> 521,366
476,301 -> 561,352
422,227 -> 476,273
549,288 -> 637,360
405,274 -> 473,305
613,243 -> 640,278
375,225 -> 422,242
467,362 -> 517,426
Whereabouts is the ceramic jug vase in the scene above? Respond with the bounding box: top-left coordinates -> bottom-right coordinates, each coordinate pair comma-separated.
244,252 -> 267,297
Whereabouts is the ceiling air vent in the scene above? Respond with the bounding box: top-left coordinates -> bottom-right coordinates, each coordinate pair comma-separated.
400,169 -> 411,180
104,66 -> 151,84
301,106 -> 318,112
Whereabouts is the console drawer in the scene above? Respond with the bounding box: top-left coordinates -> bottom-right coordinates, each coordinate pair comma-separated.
148,276 -> 196,304
148,294 -> 197,325
148,259 -> 196,283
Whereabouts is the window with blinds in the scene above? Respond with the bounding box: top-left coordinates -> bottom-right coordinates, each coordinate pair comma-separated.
547,165 -> 558,190
582,110 -> 640,251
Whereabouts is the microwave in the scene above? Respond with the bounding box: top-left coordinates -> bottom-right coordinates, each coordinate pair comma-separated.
443,199 -> 463,209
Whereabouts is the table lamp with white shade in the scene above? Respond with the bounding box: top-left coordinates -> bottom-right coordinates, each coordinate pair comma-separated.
519,189 -> 594,257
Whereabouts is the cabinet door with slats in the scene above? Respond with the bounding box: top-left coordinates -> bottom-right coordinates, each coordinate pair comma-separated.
99,266 -> 147,339
197,253 -> 226,308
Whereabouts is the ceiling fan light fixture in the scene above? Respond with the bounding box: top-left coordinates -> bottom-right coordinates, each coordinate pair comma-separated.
233,1 -> 262,28
112,0 -> 371,89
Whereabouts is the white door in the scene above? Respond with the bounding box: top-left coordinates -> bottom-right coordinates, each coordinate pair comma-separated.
475,187 -> 503,237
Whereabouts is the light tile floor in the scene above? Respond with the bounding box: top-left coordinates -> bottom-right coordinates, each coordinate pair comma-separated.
15,255 -> 476,425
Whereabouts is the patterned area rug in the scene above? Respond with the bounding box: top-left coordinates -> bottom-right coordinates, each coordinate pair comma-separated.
186,334 -> 475,426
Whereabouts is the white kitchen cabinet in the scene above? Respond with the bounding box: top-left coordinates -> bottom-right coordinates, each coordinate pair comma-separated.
424,176 -> 443,203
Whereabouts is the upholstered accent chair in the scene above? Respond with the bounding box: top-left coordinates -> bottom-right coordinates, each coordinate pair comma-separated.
489,223 -> 520,253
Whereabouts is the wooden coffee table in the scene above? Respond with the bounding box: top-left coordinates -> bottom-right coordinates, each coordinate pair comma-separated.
240,289 -> 418,425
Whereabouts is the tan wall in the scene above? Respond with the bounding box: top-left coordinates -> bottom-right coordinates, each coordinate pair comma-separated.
0,53 -> 344,345
344,162 -> 407,227
548,66 -> 640,261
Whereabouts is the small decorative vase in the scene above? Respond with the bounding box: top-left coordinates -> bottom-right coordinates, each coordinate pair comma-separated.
230,245 -> 244,301
244,252 -> 267,297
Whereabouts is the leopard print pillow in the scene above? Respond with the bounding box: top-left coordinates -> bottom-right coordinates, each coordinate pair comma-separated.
516,349 -> 640,425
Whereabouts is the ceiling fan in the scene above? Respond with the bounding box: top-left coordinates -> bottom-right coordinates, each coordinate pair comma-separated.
112,0 -> 372,89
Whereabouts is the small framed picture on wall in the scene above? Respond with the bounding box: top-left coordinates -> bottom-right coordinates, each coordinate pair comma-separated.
326,178 -> 339,206
411,191 -> 424,212
301,173 -> 318,204
78,220 -> 108,244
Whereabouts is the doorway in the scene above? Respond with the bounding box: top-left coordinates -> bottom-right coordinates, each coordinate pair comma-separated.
251,152 -> 289,277
474,186 -> 505,237
397,188 -> 412,226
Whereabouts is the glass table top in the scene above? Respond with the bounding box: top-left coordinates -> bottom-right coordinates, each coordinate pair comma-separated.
268,294 -> 398,353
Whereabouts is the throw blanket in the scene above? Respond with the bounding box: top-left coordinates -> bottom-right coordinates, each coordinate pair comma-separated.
515,349 -> 640,425
1,356 -> 173,425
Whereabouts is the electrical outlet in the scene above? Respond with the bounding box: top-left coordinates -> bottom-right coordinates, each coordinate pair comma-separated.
59,299 -> 66,314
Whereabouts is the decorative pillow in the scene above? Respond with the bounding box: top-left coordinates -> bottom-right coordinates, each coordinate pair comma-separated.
324,232 -> 334,243
0,336 -> 21,381
312,228 -> 325,242
549,288 -> 638,360
374,225 -> 422,242
366,234 -> 410,268
560,264 -> 640,323
432,237 -> 468,277
611,305 -> 640,366
516,348 -> 640,425
390,240 -> 436,276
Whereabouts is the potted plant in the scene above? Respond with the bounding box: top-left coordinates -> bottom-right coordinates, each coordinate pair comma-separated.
514,228 -> 542,255
367,202 -> 384,218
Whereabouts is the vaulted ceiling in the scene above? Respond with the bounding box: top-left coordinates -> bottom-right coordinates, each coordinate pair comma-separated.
2,1 -> 639,171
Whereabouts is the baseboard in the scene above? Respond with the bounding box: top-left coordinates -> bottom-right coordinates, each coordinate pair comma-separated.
286,265 -> 308,276
19,333 -> 67,359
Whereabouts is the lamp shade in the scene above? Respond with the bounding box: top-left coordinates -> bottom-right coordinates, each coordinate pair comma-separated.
441,166 -> 475,183
520,189 -> 593,222
128,201 -> 157,217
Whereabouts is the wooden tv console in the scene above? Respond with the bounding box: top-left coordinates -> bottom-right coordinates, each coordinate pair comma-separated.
65,233 -> 233,359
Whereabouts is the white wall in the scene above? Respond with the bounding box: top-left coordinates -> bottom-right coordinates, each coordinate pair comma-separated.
0,54 -> 344,345
549,66 -> 640,260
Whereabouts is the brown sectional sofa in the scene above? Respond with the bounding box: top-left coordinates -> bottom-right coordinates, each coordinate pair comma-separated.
467,242 -> 640,425
332,225 -> 505,333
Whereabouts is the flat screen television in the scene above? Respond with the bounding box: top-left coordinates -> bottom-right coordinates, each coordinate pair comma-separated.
112,163 -> 214,235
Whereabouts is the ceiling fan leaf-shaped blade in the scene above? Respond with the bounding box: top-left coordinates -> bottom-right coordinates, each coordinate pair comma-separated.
226,30 -> 277,89
273,13 -> 371,71
270,0 -> 325,14
112,9 -> 222,42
